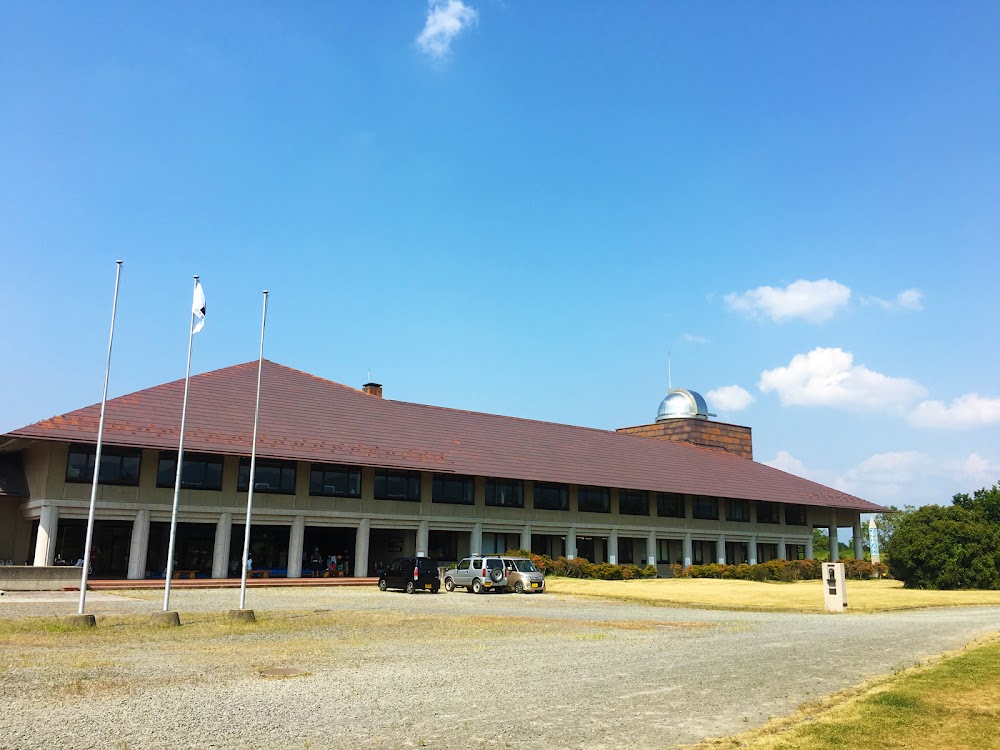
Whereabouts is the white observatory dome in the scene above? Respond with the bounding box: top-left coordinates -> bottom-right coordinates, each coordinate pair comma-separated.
656,388 -> 711,422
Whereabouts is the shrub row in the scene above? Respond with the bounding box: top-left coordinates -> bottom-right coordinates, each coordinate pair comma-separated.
504,549 -> 657,580
669,558 -> 888,582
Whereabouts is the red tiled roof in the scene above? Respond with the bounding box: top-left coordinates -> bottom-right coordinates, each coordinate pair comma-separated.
2,360 -> 888,512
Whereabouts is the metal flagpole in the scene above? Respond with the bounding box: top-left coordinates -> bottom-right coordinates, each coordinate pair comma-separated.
239,291 -> 269,610
78,261 -> 123,616
163,276 -> 200,613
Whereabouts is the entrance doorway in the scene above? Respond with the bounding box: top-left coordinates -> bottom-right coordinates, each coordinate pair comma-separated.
148,522 -> 216,577
369,528 -> 415,575
230,524 -> 290,576
56,519 -> 132,578
302,526 -> 357,577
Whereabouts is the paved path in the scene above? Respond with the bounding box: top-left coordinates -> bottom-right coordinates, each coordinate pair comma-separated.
2,588 -> 998,749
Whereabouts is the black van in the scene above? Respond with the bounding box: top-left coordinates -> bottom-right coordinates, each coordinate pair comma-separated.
378,557 -> 441,594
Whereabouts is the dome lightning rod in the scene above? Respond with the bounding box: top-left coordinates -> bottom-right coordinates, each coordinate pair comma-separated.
78,260 -> 123,617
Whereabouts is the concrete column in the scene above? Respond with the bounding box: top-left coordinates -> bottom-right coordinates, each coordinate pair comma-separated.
354,518 -> 370,577
212,512 -> 232,578
607,529 -> 618,565
806,534 -> 814,560
647,530 -> 657,566
470,522 -> 483,555
778,536 -> 787,560
33,505 -> 58,566
853,522 -> 864,560
682,532 -> 692,568
416,520 -> 430,557
287,515 -> 305,578
828,524 -> 839,562
566,527 -> 577,560
716,534 -> 726,565
520,525 -> 531,553
127,509 -> 151,580
748,535 -> 758,566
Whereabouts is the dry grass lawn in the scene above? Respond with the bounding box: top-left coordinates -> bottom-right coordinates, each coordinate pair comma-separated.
686,637 -> 1000,750
546,577 -> 1000,613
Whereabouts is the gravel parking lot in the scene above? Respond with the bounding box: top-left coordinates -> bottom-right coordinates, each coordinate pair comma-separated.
2,587 -> 999,750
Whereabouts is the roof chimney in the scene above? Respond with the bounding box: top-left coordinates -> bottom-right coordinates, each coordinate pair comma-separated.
362,382 -> 383,398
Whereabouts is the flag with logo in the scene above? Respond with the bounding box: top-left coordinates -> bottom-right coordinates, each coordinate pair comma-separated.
192,280 -> 206,333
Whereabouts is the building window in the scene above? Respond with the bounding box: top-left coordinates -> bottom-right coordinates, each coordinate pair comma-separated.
485,478 -> 523,508
374,469 -> 421,502
66,444 -> 140,486
756,501 -> 780,524
533,481 -> 568,511
785,504 -> 808,526
787,543 -> 807,560
156,452 -> 223,491
657,539 -> 684,565
432,474 -> 474,505
617,538 -> 635,564
656,492 -> 686,518
725,499 -> 750,522
692,496 -> 719,520
309,463 -> 361,498
483,533 -> 520,554
578,485 -> 610,513
238,458 -> 296,494
619,489 -> 649,516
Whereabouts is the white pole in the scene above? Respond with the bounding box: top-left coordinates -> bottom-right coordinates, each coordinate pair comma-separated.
163,276 -> 199,613
239,291 -> 269,610
78,261 -> 123,615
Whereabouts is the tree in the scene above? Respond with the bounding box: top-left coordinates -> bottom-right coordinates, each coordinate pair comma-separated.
952,482 -> 1000,525
883,503 -> 1000,589
811,528 -> 830,560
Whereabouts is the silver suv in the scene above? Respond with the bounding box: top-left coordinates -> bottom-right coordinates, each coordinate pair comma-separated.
443,556 -> 507,593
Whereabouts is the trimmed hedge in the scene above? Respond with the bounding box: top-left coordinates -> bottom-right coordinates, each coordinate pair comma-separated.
669,558 -> 888,582
503,549 -> 657,580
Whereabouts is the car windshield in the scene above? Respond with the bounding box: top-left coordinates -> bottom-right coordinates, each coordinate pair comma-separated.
513,560 -> 538,572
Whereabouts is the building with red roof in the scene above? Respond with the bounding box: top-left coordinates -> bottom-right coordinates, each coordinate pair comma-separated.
0,360 -> 886,578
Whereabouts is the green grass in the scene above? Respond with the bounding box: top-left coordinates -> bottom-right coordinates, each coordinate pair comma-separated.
687,638 -> 1000,750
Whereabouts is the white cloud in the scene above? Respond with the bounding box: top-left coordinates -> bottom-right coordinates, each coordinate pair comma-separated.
759,347 -> 927,412
861,287 -> 924,312
416,0 -> 478,59
724,279 -> 851,323
909,393 -> 1000,429
706,385 -> 754,412
683,333 -> 710,344
763,450 -> 1000,508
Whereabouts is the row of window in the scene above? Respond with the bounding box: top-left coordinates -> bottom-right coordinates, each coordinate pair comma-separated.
62,444 -> 809,524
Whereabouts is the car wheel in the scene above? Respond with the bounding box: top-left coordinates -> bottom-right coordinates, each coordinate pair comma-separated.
514,581 -> 524,594
378,579 -> 387,591
405,581 -> 416,594
444,577 -> 455,592
472,578 -> 483,594
490,568 -> 504,583
432,586 -> 440,594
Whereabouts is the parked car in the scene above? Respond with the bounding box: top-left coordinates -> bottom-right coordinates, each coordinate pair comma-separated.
443,556 -> 507,593
378,557 -> 441,594
501,556 -> 546,593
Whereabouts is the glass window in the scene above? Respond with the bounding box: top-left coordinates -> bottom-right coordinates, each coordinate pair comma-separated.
156,452 -> 223,491
785,504 -> 808,526
485,478 -> 524,508
692,496 -> 719,520
619,489 -> 649,516
432,474 -> 474,505
513,559 -> 538,573
238,458 -> 296,494
726,499 -> 750,522
457,559 -> 470,570
756,501 -> 780,524
656,493 -> 686,518
309,463 -> 361,497
533,482 -> 569,511
374,469 -> 421,501
65,444 -> 140,486
472,558 -> 482,569
578,485 -> 610,513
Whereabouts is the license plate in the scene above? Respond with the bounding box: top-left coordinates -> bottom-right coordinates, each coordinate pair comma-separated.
424,584 -> 433,589
484,582 -> 491,587
531,583 -> 540,588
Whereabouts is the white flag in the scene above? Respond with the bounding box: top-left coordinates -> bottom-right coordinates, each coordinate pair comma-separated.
192,280 -> 206,334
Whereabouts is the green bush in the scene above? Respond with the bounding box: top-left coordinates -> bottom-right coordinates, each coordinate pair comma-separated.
884,504 -> 1000,589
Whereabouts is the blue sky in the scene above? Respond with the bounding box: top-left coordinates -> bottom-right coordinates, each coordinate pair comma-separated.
2,1 -> 998,512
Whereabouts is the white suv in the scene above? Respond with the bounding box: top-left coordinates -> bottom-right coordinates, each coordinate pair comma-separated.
443,556 -> 508,593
